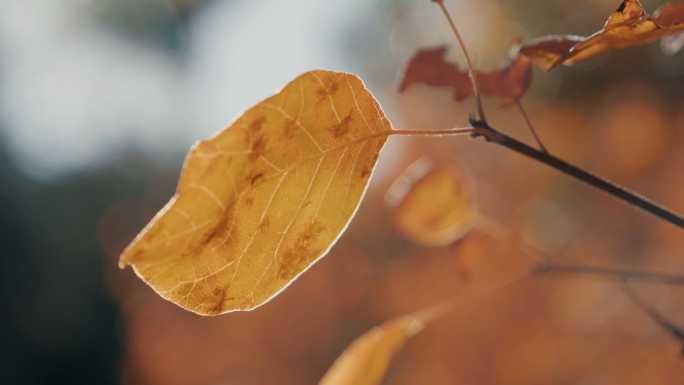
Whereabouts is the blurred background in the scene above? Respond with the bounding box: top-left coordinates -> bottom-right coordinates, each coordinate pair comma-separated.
2,0 -> 684,383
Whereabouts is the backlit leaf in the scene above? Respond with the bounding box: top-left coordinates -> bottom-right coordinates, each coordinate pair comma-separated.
521,0 -> 684,71
119,70 -> 392,315
386,158 -> 475,247
319,299 -> 457,385
399,38 -> 532,106
319,316 -> 424,385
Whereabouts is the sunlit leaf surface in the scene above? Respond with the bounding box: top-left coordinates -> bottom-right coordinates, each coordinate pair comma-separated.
386,158 -> 474,247
119,70 -> 392,315
521,0 -> 684,71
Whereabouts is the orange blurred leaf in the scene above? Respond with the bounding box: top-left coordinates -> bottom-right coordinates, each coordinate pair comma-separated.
399,40 -> 532,106
119,70 -> 392,315
319,316 -> 423,385
521,0 -> 684,71
386,158 -> 475,247
319,302 -> 451,385
451,231 -> 493,280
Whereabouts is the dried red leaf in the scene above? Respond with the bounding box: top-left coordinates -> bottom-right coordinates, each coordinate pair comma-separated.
400,41 -> 532,106
521,0 -> 684,71
478,47 -> 533,106
399,47 -> 473,102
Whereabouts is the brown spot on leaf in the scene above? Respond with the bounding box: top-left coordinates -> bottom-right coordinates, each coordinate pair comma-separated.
250,173 -> 264,185
259,216 -> 270,234
127,248 -> 144,263
282,118 -> 298,139
248,136 -> 267,162
329,112 -> 353,139
277,220 -> 327,281
192,219 -> 227,256
361,166 -> 371,178
329,82 -> 339,95
249,116 -> 266,134
316,87 -> 329,101
210,287 -> 227,315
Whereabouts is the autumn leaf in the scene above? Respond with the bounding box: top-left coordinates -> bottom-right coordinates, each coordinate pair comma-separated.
119,70 -> 392,315
386,158 -> 475,247
451,231 -> 493,280
521,0 -> 684,71
399,47 -> 473,102
319,301 -> 453,385
319,316 -> 423,385
399,38 -> 532,106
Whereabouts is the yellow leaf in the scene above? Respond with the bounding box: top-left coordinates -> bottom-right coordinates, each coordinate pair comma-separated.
119,70 -> 392,315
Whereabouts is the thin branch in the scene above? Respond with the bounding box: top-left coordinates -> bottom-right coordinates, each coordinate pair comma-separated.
433,0 -> 486,124
468,119 -> 684,230
515,101 -> 547,153
472,215 -> 547,265
476,217 -> 684,285
535,263 -> 684,285
621,281 -> 684,354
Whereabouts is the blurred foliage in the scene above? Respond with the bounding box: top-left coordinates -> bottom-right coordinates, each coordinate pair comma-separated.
0,136 -> 183,383
89,0 -> 185,50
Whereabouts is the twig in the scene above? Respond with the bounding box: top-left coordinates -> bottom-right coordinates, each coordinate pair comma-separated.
515,100 -> 547,153
535,263 -> 684,285
621,281 -> 684,354
476,217 -> 684,284
472,215 -> 547,265
433,0 -> 487,124
468,118 -> 684,230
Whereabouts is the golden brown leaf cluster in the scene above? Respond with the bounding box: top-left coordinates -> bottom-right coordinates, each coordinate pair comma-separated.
401,0 -> 684,105
522,0 -> 684,71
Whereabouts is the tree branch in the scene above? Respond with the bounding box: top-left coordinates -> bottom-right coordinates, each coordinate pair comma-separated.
621,281 -> 684,354
515,101 -> 547,153
468,118 -> 684,230
535,263 -> 684,285
433,0 -> 487,124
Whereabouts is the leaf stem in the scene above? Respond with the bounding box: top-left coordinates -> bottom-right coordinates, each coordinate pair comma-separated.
471,215 -> 547,264
473,216 -> 684,285
433,0 -> 486,124
515,101 -> 547,153
469,119 -> 684,230
388,127 -> 479,138
535,263 -> 684,285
